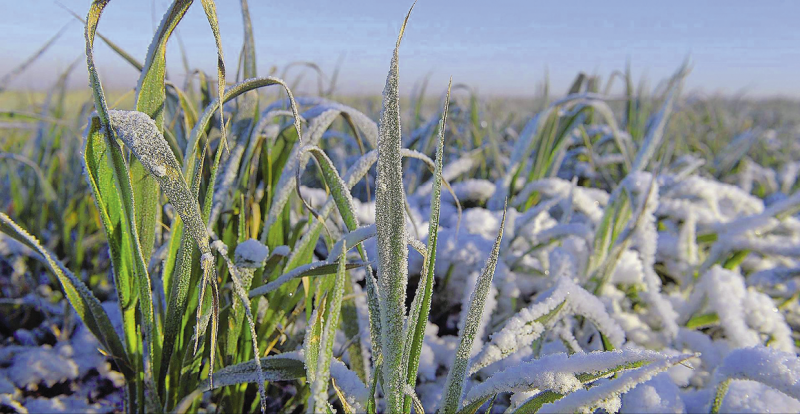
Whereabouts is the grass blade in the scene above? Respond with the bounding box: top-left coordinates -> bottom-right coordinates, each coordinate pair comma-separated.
0,213 -> 132,379
199,0 -> 228,151
402,79 -> 451,413
440,203 -> 507,414
309,242 -> 348,413
198,354 -> 306,391
375,5 -> 414,410
86,3 -> 162,408
134,0 -> 193,263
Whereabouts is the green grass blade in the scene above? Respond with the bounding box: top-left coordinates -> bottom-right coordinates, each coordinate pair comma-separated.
296,143 -> 372,383
248,260 -> 368,298
158,145 -> 204,397
183,77 -> 302,177
630,64 -> 688,172
456,394 -> 494,414
0,213 -> 132,379
710,378 -> 731,414
134,0 -> 193,263
197,354 -> 306,392
240,0 -> 256,79
440,203 -> 507,414
513,391 -> 563,414
83,116 -> 138,366
309,242 -> 348,413
537,354 -> 694,413
108,110 -> 210,255
402,79 -> 451,414
375,5 -> 415,410
199,0 -> 228,151
86,3 -> 162,408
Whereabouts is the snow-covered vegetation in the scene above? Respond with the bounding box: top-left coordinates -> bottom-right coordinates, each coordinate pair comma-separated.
2,1 -> 800,413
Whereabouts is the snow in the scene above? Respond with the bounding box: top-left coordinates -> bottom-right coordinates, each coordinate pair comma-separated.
6,346 -> 78,390
621,373 -> 685,414
234,239 -> 269,268
713,346 -> 800,402
712,380 -> 800,414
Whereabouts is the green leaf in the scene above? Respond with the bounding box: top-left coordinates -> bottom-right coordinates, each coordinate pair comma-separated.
198,0 -> 228,151
184,77 -> 302,179
375,5 -> 415,411
537,354 -> 694,413
440,203 -> 507,414
309,241 -> 348,412
0,213 -> 132,378
83,116 -> 137,363
249,261 -> 369,298
85,3 -> 162,408
513,391 -> 563,414
456,394 -> 494,414
134,0 -> 193,263
198,354 -> 306,391
403,79 -> 451,414
710,378 -> 731,414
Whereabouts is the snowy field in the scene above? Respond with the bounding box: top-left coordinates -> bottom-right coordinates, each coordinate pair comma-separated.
2,3 -> 800,414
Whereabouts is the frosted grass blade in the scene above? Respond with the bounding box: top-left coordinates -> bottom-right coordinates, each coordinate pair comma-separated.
0,213 -> 132,378
440,203 -> 507,414
134,0 -> 193,262
402,78 -> 451,414
308,242 -> 348,413
85,3 -> 162,408
375,6 -> 415,410
199,0 -> 228,152
198,354 -> 306,391
183,77 -> 302,176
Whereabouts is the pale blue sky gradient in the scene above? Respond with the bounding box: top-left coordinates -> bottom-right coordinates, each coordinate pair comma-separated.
2,0 -> 798,97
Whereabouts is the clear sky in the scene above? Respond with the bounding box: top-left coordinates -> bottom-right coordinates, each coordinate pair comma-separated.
2,0 -> 798,98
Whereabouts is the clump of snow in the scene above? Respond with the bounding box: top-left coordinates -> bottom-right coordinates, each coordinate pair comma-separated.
712,380 -> 800,414
24,395 -> 105,414
712,346 -> 800,401
621,373 -> 685,413
234,239 -> 269,268
6,346 -> 78,390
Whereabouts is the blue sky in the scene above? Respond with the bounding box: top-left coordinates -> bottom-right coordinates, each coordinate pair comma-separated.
2,0 -> 798,97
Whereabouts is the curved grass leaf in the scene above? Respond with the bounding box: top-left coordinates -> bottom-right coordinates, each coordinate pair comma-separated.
709,346 -> 800,413
198,0 -> 228,152
248,260 -> 369,298
183,77 -> 302,177
0,213 -> 132,379
134,0 -> 193,263
85,3 -> 162,407
537,353 -> 694,413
